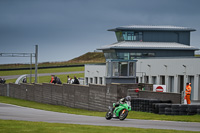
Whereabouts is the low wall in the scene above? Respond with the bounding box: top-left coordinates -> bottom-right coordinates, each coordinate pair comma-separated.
0,83 -> 181,111
138,91 -> 181,104
0,84 -> 7,96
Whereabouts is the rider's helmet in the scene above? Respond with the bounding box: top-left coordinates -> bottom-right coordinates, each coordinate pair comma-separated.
125,96 -> 131,101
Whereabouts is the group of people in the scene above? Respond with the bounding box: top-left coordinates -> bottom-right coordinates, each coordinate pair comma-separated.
0,78 -> 6,84
67,75 -> 79,84
50,75 -> 79,84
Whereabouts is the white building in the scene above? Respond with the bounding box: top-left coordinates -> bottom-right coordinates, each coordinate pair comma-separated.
84,25 -> 200,100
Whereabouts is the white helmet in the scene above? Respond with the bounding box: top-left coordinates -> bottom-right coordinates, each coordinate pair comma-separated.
125,96 -> 131,101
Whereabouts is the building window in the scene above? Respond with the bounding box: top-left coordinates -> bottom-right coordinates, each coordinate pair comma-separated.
107,60 -> 136,77
115,31 -> 124,41
168,76 -> 174,92
152,76 -> 157,84
160,76 -> 165,85
99,77 -> 103,84
144,76 -> 149,83
85,77 -> 88,85
90,78 -> 93,84
129,62 -> 136,76
94,77 -> 98,84
117,52 -> 155,60
117,52 -> 129,60
112,62 -> 119,76
121,31 -> 143,41
119,62 -> 128,76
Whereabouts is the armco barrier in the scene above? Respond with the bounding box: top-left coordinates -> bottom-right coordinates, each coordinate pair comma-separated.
0,83 -> 181,112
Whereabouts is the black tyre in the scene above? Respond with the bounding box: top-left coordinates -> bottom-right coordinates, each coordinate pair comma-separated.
105,112 -> 112,120
119,109 -> 128,121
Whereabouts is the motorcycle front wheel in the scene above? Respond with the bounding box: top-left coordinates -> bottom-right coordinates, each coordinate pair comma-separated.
105,112 -> 112,120
119,109 -> 128,120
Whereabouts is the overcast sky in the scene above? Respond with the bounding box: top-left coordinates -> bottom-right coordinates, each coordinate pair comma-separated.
0,0 -> 200,64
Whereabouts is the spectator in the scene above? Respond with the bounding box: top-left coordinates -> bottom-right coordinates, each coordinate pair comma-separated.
72,76 -> 80,84
22,77 -> 27,83
50,75 -> 55,83
0,78 -> 6,84
52,76 -> 62,84
67,75 -> 71,84
49,75 -> 62,84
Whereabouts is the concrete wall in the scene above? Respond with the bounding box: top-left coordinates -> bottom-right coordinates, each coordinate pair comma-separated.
138,91 -> 181,104
0,83 -> 181,111
0,84 -> 7,96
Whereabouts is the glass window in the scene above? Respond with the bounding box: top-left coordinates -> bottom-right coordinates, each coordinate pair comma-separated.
94,77 -> 97,84
129,62 -> 136,76
148,53 -> 155,56
130,53 -> 135,60
103,50 -> 117,59
117,52 -> 129,60
122,31 -> 143,41
127,32 -> 134,41
112,62 -> 119,76
123,32 -> 128,40
90,78 -> 93,83
136,53 -> 142,57
152,76 -> 157,84
99,77 -> 103,84
139,32 -> 143,41
85,77 -> 88,85
119,62 -> 128,76
115,31 -> 124,42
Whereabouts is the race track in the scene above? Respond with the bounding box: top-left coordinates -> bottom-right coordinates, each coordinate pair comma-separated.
0,103 -> 200,131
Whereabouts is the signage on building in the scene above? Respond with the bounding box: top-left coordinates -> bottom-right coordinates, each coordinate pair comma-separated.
153,85 -> 166,92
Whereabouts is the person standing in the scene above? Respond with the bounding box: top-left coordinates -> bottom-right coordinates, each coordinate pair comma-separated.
67,75 -> 71,84
185,83 -> 192,104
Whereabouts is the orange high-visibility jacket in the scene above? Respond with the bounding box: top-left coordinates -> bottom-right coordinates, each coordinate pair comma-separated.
185,85 -> 191,95
50,77 -> 54,83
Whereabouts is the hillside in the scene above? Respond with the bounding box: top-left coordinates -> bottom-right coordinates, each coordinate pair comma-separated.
0,52 -> 106,69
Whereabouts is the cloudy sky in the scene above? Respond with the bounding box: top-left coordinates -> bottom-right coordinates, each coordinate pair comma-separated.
0,0 -> 200,64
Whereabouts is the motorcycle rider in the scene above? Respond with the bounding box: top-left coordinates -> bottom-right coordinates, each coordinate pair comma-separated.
111,96 -> 131,114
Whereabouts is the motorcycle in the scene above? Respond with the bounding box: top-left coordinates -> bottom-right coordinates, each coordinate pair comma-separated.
105,101 -> 131,121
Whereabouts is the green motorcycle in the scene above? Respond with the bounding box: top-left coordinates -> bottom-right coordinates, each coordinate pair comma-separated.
105,101 -> 131,121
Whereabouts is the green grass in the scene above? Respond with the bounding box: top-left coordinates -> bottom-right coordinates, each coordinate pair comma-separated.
1,120 -> 197,133
0,66 -> 84,76
0,96 -> 200,122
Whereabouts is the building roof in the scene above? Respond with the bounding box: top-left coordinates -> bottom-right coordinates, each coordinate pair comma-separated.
108,25 -> 196,32
98,41 -> 199,50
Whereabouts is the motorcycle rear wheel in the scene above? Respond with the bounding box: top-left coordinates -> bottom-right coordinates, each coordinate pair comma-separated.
119,109 -> 128,120
105,112 -> 112,120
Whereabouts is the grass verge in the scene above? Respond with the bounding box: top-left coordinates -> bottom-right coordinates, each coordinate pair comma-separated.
0,119 -> 197,133
0,96 -> 200,122
0,66 -> 84,76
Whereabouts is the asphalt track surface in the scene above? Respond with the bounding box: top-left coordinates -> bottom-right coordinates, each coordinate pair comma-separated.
0,103 -> 200,131
1,71 -> 84,80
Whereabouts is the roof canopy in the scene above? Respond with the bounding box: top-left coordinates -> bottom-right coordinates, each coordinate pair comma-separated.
108,25 -> 196,32
98,41 -> 199,50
